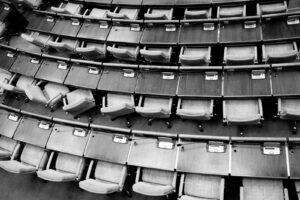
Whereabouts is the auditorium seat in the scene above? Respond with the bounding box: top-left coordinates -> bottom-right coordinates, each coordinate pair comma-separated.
132,167 -> 177,197
294,181 -> 300,200
79,160 -> 127,194
37,152 -> 85,182
178,174 -> 224,200
277,98 -> 300,132
217,5 -> 246,18
179,47 -> 211,66
257,2 -> 287,15
107,7 -> 140,20
0,144 -> 48,174
24,82 -> 70,110
48,38 -> 79,55
262,42 -> 299,63
144,8 -> 173,20
62,89 -> 96,117
240,178 -> 288,200
184,8 -> 212,19
76,42 -> 107,60
135,96 -> 172,127
107,45 -> 139,61
140,47 -> 172,63
51,2 -> 83,15
0,69 -> 13,95
21,32 -> 53,49
86,8 -> 109,18
0,75 -> 36,94
18,0 -> 42,9
223,99 -> 263,125
224,46 -> 257,65
0,136 -> 18,159
176,98 -> 213,131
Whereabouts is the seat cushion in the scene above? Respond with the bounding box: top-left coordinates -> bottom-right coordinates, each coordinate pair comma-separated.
0,160 -> 36,174
37,169 -> 77,182
177,99 -> 212,120
79,179 -> 120,194
225,100 -> 260,120
180,195 -> 218,200
94,161 -> 125,184
133,182 -> 173,196
219,6 -> 244,17
279,99 -> 300,120
0,136 -> 17,156
55,153 -> 82,174
20,144 -> 46,168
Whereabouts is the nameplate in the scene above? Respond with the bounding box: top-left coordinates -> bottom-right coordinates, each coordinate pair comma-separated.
162,72 -> 175,80
205,72 -> 218,80
251,70 -> 265,80
73,128 -> 87,137
165,24 -> 176,32
263,146 -> 280,155
208,142 -> 225,153
71,19 -> 80,26
57,62 -> 68,70
89,67 -> 100,74
244,21 -> 256,29
203,23 -> 214,31
131,24 -> 141,32
4,6 -> 9,11
31,58 -> 40,64
6,51 -> 15,58
123,69 -> 135,78
113,135 -> 128,144
8,113 -> 19,122
99,22 -> 108,29
157,139 -> 174,149
46,16 -> 54,23
287,16 -> 300,25
38,121 -> 51,130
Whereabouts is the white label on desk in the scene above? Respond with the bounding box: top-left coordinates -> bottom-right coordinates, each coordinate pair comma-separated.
38,121 -> 50,130
6,52 -> 15,58
208,144 -> 225,153
73,128 -> 87,137
31,58 -> 40,64
8,113 -> 19,122
158,141 -> 174,149
244,21 -> 256,29
287,16 -> 300,25
251,70 -> 265,80
99,22 -> 108,29
71,19 -> 80,26
89,67 -> 99,74
113,135 -> 128,144
46,16 -> 54,23
203,23 -> 215,31
205,72 -> 218,80
131,24 -> 141,32
162,72 -> 175,80
123,70 -> 135,78
57,62 -> 68,70
165,24 -> 176,32
263,146 -> 280,155
4,6 -> 10,11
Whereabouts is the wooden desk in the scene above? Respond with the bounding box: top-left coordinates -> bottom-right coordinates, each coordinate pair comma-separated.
97,67 -> 138,93
112,0 -> 142,5
64,65 -> 102,89
107,25 -> 143,44
135,70 -> 179,96
47,124 -> 90,156
84,130 -> 131,164
220,20 -> 261,44
231,142 -> 287,178
35,59 -> 70,84
77,21 -> 111,41
13,116 -> 52,148
177,71 -> 222,98
0,48 -> 18,70
26,13 -> 56,33
127,136 -> 177,170
141,25 -> 180,45
0,109 -> 21,138
51,18 -> 81,37
142,0 -> 175,6
272,68 -> 300,96
177,141 -> 229,175
175,0 -> 211,6
9,53 -> 42,77
223,70 -> 271,97
179,22 -> 219,45
51,107 -> 90,128
288,141 -> 300,179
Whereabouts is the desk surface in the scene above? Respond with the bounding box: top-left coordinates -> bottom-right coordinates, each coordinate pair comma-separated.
0,48 -> 17,70
272,69 -> 300,96
97,67 -> 138,93
35,59 -> 70,84
14,116 -> 52,148
175,0 -> 211,5
0,109 -> 21,138
212,0 -> 250,4
262,18 -> 300,42
135,71 -> 178,96
47,124 -> 90,156
9,54 -> 42,77
177,141 -> 229,175
26,13 -> 56,33
127,136 -> 177,170
112,0 -> 142,5
64,65 -> 101,89
177,71 -> 222,97
288,144 -> 300,179
220,21 -> 261,44
84,0 -> 112,5
223,70 -> 271,97
77,22 -> 110,41
51,18 -> 81,37
107,25 -> 143,44
141,26 -> 179,45
142,0 -> 175,6
84,131 -> 131,164
179,23 -> 219,45
231,143 -> 287,178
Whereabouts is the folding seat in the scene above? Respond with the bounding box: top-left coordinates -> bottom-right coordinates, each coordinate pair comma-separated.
176,98 -> 214,131
217,5 -> 246,18
257,1 -> 287,15
241,178 -> 288,200
277,98 -> 300,133
0,74 -> 36,94
140,47 -> 172,63
262,42 -> 299,63
0,136 -> 18,159
0,21 -> 6,37
79,160 -> 127,194
48,38 -> 79,55
0,143 -> 48,174
37,152 -> 85,182
51,2 -> 83,15
144,8 -> 173,20
76,42 -> 107,60
133,167 -> 177,197
224,46 -> 257,65
21,32 -> 53,49
17,0 -> 43,9
179,47 -> 211,66
62,89 -> 96,117
107,7 -> 140,20
101,93 -> 135,126
135,96 -> 172,127
24,82 -> 69,110
107,45 -> 139,62
178,174 -> 225,200
87,8 -> 109,18
184,8 -> 212,19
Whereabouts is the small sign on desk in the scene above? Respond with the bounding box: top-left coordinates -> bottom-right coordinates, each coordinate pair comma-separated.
287,16 -> 300,25
251,70 -> 265,80
8,113 -> 20,122
207,141 -> 225,153
203,23 -> 214,31
244,21 -> 256,29
165,24 -> 176,32
57,62 -> 68,70
205,71 -> 218,80
157,137 -> 175,149
89,67 -> 100,74
73,128 -> 87,137
263,142 -> 281,155
123,69 -> 135,78
6,51 -> 15,58
162,72 -> 175,80
38,121 -> 51,130
113,135 -> 128,144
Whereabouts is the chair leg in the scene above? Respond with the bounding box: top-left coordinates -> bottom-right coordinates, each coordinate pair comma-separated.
197,122 -> 204,132
126,118 -> 131,128
291,121 -> 297,134
239,126 -> 245,136
166,120 -> 172,129
148,118 -> 153,126
122,186 -> 132,198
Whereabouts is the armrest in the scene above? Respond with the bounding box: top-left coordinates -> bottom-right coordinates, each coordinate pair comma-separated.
277,98 -> 282,115
258,98 -> 263,117
240,186 -> 244,200
220,178 -> 225,200
284,188 -> 289,200
172,171 -> 177,190
21,33 -> 34,43
178,174 -> 185,197
102,96 -> 106,108
222,101 -> 227,120
210,99 -> 214,115
76,157 -> 85,181
11,143 -> 21,160
144,13 -> 167,20
85,160 -> 94,180
107,11 -> 127,19
135,167 -> 141,183
46,152 -> 54,170
46,93 -> 64,108
243,5 -> 246,17
119,166 -> 127,191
